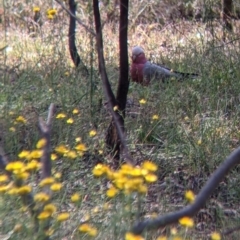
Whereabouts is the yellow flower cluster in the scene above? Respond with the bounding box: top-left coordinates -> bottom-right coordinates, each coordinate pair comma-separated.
125,232 -> 145,240
179,216 -> 194,228
47,9 -> 57,20
55,142 -> 87,159
15,115 -> 27,124
33,7 -> 40,12
79,223 -> 97,237
55,109 -> 80,124
92,161 -> 158,196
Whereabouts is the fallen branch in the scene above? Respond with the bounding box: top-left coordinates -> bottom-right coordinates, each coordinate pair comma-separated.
131,146 -> 240,234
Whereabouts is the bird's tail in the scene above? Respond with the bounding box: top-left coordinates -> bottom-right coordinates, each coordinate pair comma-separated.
156,63 -> 199,80
174,71 -> 199,81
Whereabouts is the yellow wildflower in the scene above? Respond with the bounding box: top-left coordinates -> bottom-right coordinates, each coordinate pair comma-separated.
56,212 -> 70,221
152,114 -> 159,120
50,183 -> 62,191
47,9 -> 57,16
144,173 -> 158,183
65,150 -> 77,159
75,143 -> 87,152
34,192 -> 50,202
92,206 -> 99,213
89,130 -> 97,137
33,7 -> 40,12
92,163 -> 107,177
25,160 -> 41,171
79,224 -> 97,236
185,190 -> 195,203
36,138 -> 47,149
17,185 -> 32,195
72,109 -> 79,114
171,227 -> 178,235
82,214 -> 90,222
197,139 -> 202,145
139,99 -> 146,104
9,111 -> 14,115
45,228 -> 54,236
130,168 -> 142,177
71,193 -> 80,202
64,71 -> 70,76
75,137 -> 81,142
44,204 -> 57,214
79,223 -> 91,232
6,161 -> 25,171
172,237 -> 183,240
138,184 -> 148,194
51,153 -> 58,161
15,172 -> 29,180
38,211 -> 51,220
16,116 -> 27,124
141,160 -> 158,172
156,236 -> 167,240
211,232 -> 221,240
0,174 -> 9,183
179,216 -> 194,228
0,185 -> 10,193
88,227 -> 98,237
54,172 -> 62,179
9,127 -> 16,132
125,232 -> 145,240
106,186 -> 118,198
29,150 -> 43,159
39,177 -> 55,187
56,113 -> 66,119
66,118 -> 74,124
55,145 -> 69,154
18,150 -> 30,159
8,187 -> 19,195
47,14 -> 54,20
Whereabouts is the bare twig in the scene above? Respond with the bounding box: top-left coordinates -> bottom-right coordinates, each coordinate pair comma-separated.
38,103 -> 55,240
0,146 -> 9,172
131,146 -> 240,234
39,103 -> 55,178
223,224 -> 240,236
54,0 -> 96,36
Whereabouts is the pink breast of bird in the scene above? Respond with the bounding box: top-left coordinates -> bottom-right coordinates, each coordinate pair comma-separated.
130,53 -> 148,85
130,62 -> 145,84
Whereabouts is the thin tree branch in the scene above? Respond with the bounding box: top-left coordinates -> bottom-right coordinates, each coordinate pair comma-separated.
39,103 -> 55,178
54,0 -> 96,36
222,224 -> 240,236
131,146 -> 240,234
92,0 -> 134,166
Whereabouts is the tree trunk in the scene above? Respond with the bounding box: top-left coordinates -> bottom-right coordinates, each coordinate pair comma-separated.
222,0 -> 233,32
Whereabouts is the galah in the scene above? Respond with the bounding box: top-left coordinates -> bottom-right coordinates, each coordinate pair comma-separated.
130,46 -> 198,85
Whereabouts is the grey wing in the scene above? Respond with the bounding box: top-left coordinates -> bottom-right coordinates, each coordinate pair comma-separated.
143,61 -> 179,82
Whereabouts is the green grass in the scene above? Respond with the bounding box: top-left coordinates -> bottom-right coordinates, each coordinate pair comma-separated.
1,2 -> 240,239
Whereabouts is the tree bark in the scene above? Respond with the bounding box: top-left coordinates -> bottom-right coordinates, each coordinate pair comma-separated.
106,0 -> 129,168
222,0 -> 233,32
